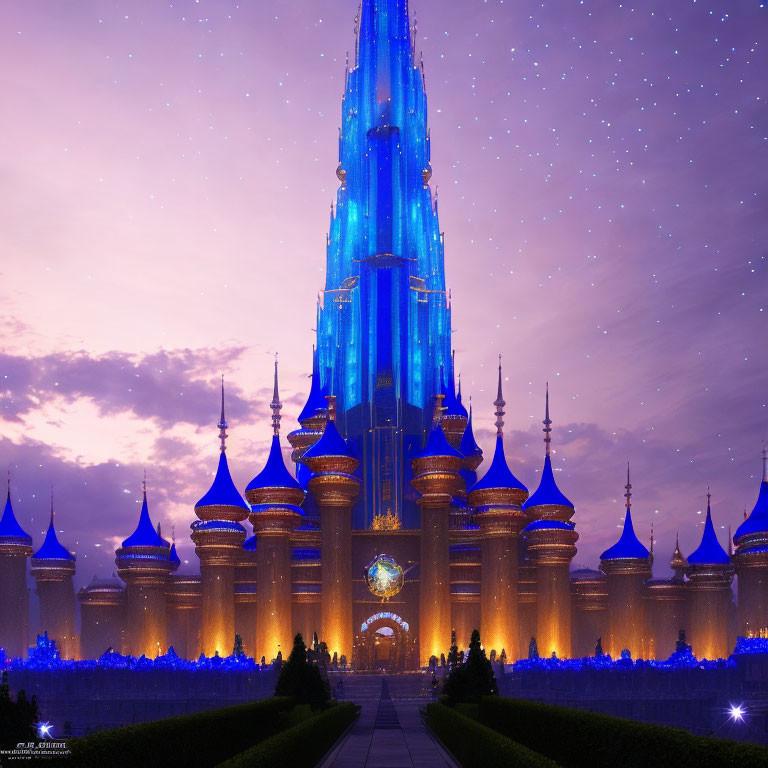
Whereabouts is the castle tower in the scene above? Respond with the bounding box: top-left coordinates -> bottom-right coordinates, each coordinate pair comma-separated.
303,395 -> 360,661
570,569 -> 608,658
192,379 -> 249,656
245,371 -> 305,663
115,481 -> 173,657
166,568 -> 202,660
441,358 -> 468,449
467,363 -> 528,660
643,537 -> 686,660
523,386 -> 578,659
317,0 -> 453,529
449,544 -> 481,652
234,533 -> 258,658
30,493 -> 78,659
412,410 -> 463,664
599,466 -> 651,659
0,479 -> 33,659
685,491 -> 734,659
78,575 -> 125,659
291,546 -> 323,645
733,447 -> 768,638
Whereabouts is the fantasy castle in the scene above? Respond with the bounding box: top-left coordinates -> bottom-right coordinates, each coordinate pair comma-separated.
1,0 -> 767,672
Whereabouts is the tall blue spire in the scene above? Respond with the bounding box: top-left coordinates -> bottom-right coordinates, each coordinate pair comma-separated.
0,472 -> 31,545
600,465 -> 650,561
316,0 -> 450,527
734,443 -> 768,542
688,489 -> 731,565
122,479 -> 169,550
32,490 -> 74,561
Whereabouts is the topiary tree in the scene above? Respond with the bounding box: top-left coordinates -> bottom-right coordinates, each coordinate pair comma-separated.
442,629 -> 497,705
274,633 -> 330,709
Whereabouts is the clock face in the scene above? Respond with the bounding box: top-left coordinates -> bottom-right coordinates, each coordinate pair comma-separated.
364,554 -> 405,600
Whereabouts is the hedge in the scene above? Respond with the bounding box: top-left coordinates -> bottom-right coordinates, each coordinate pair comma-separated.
478,697 -> 768,768
425,703 -> 561,768
50,697 -> 293,768
213,702 -> 360,768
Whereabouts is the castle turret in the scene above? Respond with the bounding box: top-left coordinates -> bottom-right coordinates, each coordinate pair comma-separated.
78,575 -> 125,659
412,390 -> 463,664
166,570 -> 202,660
523,386 -> 578,658
570,568 -> 608,658
685,491 -> 734,659
599,466 -> 651,659
643,537 -> 687,659
115,480 -> 173,657
733,446 -> 768,638
441,355 -> 468,449
467,362 -> 527,660
303,395 -> 359,661
30,492 -> 78,659
245,371 -> 305,663
0,477 -> 33,659
192,378 -> 249,656
233,534 -> 258,658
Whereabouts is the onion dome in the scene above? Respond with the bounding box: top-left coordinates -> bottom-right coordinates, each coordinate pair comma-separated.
32,498 -> 75,562
734,446 -> 768,544
303,418 -> 357,461
469,436 -> 527,495
298,346 -> 328,423
196,452 -> 249,515
168,542 -> 181,571
122,488 -> 169,550
414,423 -> 463,460
687,492 -> 730,566
600,466 -> 650,562
600,509 -> 650,560
0,485 -> 32,548
524,386 -> 574,516
245,361 -> 305,507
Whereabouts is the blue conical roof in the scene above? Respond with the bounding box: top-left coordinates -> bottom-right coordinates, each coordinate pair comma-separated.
303,419 -> 356,460
459,411 -> 482,459
688,503 -> 730,565
523,455 -> 574,510
0,492 -> 31,544
442,369 -> 467,419
32,516 -> 74,561
122,493 -> 169,549
523,519 -> 575,533
243,534 -> 257,551
196,452 -> 249,510
735,480 -> 768,541
298,348 -> 328,423
247,435 -> 303,492
469,435 -> 527,493
414,423 -> 463,460
168,542 -> 181,569
600,509 -> 650,561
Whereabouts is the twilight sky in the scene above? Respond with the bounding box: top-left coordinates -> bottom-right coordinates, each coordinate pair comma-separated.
1,0 -> 766,587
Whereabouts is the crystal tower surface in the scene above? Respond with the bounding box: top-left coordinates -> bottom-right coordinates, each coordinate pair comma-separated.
316,0 -> 451,528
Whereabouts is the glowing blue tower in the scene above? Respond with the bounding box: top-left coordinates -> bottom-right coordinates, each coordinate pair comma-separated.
316,0 -> 452,527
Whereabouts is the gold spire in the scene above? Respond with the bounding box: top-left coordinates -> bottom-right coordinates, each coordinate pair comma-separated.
494,355 -> 505,436
543,382 -> 552,458
142,469 -> 147,497
217,375 -> 228,452
650,521 -> 655,559
762,440 -> 768,483
270,355 -> 282,436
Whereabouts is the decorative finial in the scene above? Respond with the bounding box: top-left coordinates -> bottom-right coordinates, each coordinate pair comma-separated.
326,394 -> 337,422
494,355 -> 505,437
543,382 -> 552,458
270,354 -> 282,436
650,521 -> 654,558
728,524 -> 733,557
762,441 -> 768,483
50,483 -> 55,525
6,466 -> 10,497
142,469 -> 147,498
457,372 -> 462,403
434,367 -> 446,426
217,375 -> 228,453
706,485 -> 712,513
624,463 -> 632,510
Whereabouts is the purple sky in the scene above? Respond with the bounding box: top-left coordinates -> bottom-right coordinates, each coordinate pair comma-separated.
1,0 -> 766,587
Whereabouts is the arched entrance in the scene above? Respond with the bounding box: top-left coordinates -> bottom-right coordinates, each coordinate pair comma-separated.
353,612 -> 414,671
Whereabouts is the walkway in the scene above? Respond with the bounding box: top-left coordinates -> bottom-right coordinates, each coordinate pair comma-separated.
319,676 -> 459,768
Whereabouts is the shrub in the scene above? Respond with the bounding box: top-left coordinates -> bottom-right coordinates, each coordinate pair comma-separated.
425,703 -> 560,768
52,697 -> 293,768
443,629 -> 497,704
274,633 -> 330,709
214,702 -> 360,768
478,697 -> 768,768
0,671 -> 39,749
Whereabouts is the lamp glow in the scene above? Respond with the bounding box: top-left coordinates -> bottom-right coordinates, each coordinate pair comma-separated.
37,721 -> 53,739
729,704 -> 745,722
